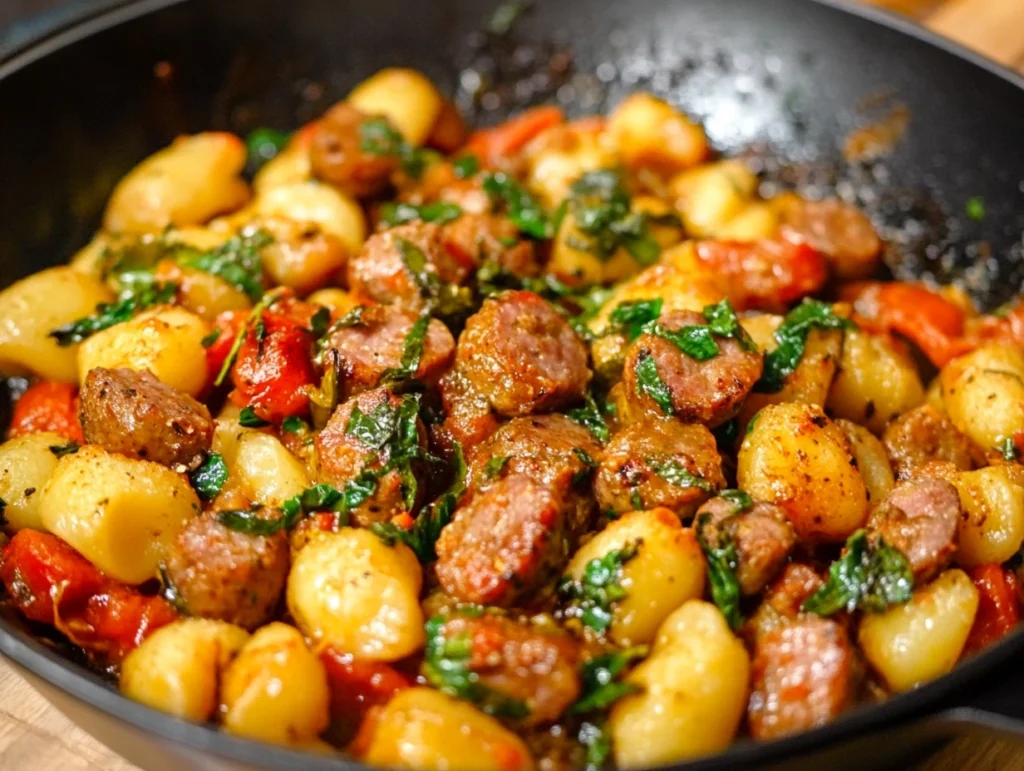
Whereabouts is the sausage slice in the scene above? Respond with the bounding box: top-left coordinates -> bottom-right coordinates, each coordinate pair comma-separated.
310,102 -> 399,198
882,404 -> 978,480
777,197 -> 882,280
868,478 -> 961,581
79,367 -> 213,470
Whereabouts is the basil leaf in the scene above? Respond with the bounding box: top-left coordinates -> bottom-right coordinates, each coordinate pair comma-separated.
570,646 -> 647,714
633,350 -> 674,416
422,614 -> 530,719
758,299 -> 854,393
572,447 -> 599,485
214,288 -> 286,387
359,117 -> 437,179
217,482 -> 354,536
200,329 -> 221,348
309,306 -> 331,338
579,722 -> 612,771
158,564 -> 189,616
702,298 -> 757,352
238,406 -> 270,428
178,230 -> 271,301
381,313 -> 431,385
802,529 -> 913,616
189,453 -> 228,500
48,443 -> 80,458
50,281 -> 177,346
559,544 -> 639,635
648,323 -> 719,361
452,154 -> 480,179
482,171 -> 552,239
379,201 -> 463,228
245,128 -> 291,170
719,488 -> 753,514
609,299 -> 663,341
394,237 -> 474,318
647,457 -> 711,491
215,506 -> 294,536
567,391 -> 610,444
696,513 -> 744,629
281,416 -> 308,434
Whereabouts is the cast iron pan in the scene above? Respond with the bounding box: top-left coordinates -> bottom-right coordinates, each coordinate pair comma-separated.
1,1 -> 1024,770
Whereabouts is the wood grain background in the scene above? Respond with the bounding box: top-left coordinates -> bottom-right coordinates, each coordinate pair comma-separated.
2,0 -> 1024,769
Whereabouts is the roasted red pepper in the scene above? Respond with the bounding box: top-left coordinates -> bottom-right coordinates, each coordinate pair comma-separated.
963,563 -> 1020,657
464,105 -> 565,168
321,647 -> 411,725
205,309 -> 248,384
0,530 -> 177,661
843,281 -> 974,368
8,381 -> 84,443
694,239 -> 829,312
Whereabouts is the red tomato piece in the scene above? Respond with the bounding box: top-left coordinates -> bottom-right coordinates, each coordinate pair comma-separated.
963,564 -> 1020,657
843,281 -> 974,368
0,530 -> 106,624
464,106 -> 565,168
231,311 -> 317,423
9,381 -> 84,443
321,647 -> 411,725
77,586 -> 178,662
205,309 -> 248,383
694,239 -> 829,312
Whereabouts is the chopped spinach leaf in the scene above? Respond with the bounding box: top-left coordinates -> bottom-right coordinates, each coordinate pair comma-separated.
452,154 -> 480,179
802,529 -> 913,616
380,313 -> 431,385
647,457 -> 711,491
281,416 -> 309,434
572,447 -> 599,485
245,127 -> 291,170
359,117 -> 437,179
570,646 -> 647,714
178,230 -> 271,301
189,453 -> 228,500
567,391 -> 611,444
379,201 -> 463,228
201,329 -> 221,348
702,299 -> 757,352
608,299 -> 662,341
696,512 -> 743,629
719,489 -> 754,514
578,722 -> 612,771
633,350 -> 674,416
309,306 -> 331,337
238,406 -> 270,428
394,237 -> 474,318
713,418 -> 739,449
217,482 -> 353,536
482,171 -> 552,239
648,323 -> 719,361
483,455 -> 511,480
48,443 -> 80,458
559,544 -> 639,635
49,281 -> 177,346
757,299 -> 854,393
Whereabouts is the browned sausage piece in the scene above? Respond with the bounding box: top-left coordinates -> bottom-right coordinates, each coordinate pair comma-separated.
428,613 -> 581,725
431,369 -> 501,461
441,213 -> 540,279
867,478 -> 961,581
470,414 -> 602,535
456,291 -> 591,416
882,404 -> 978,480
435,474 -> 568,607
777,197 -> 882,280
310,102 -> 399,199
620,310 -> 763,427
325,304 -> 456,399
696,496 -> 797,595
347,222 -> 469,311
164,511 -> 289,629
595,419 -> 725,519
79,367 -> 213,470
315,387 -> 427,527
748,617 -> 855,741
749,563 -> 825,639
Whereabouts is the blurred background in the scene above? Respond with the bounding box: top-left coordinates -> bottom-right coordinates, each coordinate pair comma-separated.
2,0 -> 1024,72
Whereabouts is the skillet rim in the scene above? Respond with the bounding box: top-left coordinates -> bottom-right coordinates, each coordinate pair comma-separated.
1,0 -> 1024,769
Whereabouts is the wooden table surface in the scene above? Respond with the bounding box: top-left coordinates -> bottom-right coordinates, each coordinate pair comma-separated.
2,0 -> 1024,770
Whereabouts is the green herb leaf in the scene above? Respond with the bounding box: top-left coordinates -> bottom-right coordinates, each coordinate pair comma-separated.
572,447 -> 599,485
696,512 -> 743,629
570,646 -> 647,714
1000,437 -> 1018,462
200,329 -> 221,348
379,201 -> 463,228
380,313 -> 431,385
48,443 -> 80,458
647,457 -> 711,491
189,453 -> 228,500
633,350 -> 674,416
578,722 -> 611,771
758,299 -> 854,393
216,482 -> 355,536
158,564 -> 189,616
609,299 -> 663,341
801,529 -> 914,616
309,306 -> 331,337
452,155 -> 480,179
281,416 -> 308,434
488,0 -> 531,35
214,288 -> 286,387
215,506 -> 294,536
394,237 -> 475,318
559,544 -> 639,635
567,392 -> 611,444
359,117 -> 437,179
965,196 -> 986,222
719,488 -> 754,514
702,298 -> 757,352
178,230 -> 271,302
49,281 -> 177,346
238,406 -> 270,428
482,172 -> 552,239
713,418 -> 739,449
648,323 -> 719,361
309,349 -> 342,430
245,128 -> 291,170
483,455 -> 511,480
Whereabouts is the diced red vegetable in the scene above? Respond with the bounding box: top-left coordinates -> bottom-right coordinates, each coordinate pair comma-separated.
205,309 -> 248,383
695,239 -> 829,312
0,530 -> 177,661
321,647 -> 411,725
8,381 -> 84,443
963,563 -> 1020,657
464,106 -> 565,167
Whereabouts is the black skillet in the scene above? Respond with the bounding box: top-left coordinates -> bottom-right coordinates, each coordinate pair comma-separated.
1,1 -> 1024,769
